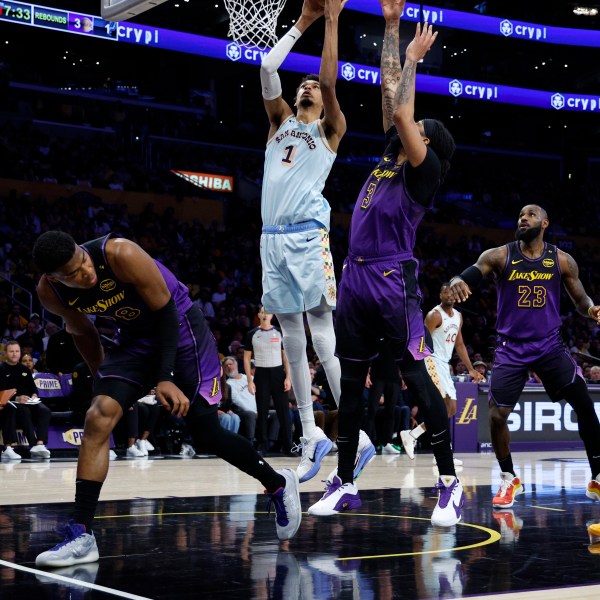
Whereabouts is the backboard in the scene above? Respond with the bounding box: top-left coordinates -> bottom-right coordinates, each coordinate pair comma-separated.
101,0 -> 169,21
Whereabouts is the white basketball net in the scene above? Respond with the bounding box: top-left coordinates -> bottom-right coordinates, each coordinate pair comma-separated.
224,0 -> 289,49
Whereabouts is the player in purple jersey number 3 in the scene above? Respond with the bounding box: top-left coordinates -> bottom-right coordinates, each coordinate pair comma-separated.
31,231 -> 301,569
308,0 -> 465,526
449,204 -> 600,509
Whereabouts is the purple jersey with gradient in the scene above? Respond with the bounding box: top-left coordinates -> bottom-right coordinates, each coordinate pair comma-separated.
496,241 -> 562,341
47,234 -> 221,404
348,154 -> 434,261
48,233 -> 192,334
335,150 -> 439,362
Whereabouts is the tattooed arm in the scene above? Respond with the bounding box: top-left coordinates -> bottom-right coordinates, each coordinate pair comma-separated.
379,0 -> 406,132
392,22 -> 438,167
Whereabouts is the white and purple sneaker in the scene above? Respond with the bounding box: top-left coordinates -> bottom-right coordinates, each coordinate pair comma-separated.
431,476 -> 465,527
307,475 -> 362,516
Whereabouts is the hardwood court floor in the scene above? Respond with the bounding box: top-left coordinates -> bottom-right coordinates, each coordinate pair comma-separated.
1,450 -> 599,599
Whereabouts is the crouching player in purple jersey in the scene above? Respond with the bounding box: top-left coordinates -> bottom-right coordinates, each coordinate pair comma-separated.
449,205 -> 600,509
32,231 -> 301,569
308,0 -> 465,527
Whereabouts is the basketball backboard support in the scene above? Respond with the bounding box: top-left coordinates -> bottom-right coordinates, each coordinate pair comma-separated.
101,0 -> 169,21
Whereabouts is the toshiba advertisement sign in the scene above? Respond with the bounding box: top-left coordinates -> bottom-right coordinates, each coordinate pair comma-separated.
171,170 -> 233,192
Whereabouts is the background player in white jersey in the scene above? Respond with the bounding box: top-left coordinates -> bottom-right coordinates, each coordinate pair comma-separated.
259,0 -> 375,482
401,283 -> 484,460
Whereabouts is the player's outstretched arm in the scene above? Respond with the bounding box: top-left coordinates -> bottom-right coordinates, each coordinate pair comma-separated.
261,0 -> 324,137
449,246 -> 505,303
320,0 -> 347,152
393,22 -> 437,167
379,0 -> 406,132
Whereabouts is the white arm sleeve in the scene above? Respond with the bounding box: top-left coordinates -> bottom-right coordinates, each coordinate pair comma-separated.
260,26 -> 302,100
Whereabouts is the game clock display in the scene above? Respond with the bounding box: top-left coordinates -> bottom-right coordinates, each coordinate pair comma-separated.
0,1 -> 32,22
0,1 -> 116,40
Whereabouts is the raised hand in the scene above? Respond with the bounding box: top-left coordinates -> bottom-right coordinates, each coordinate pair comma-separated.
449,279 -> 472,304
301,0 -> 325,23
406,22 -> 438,63
380,0 -> 406,22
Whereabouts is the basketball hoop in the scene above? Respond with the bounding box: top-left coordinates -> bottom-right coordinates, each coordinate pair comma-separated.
224,0 -> 290,49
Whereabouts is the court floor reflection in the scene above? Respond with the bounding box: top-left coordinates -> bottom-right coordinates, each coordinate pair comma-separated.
1,476 -> 599,600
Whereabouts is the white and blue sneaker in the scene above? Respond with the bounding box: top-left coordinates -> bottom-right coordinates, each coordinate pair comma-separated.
323,430 -> 376,483
36,521 -> 99,568
355,430 -> 376,478
431,476 -> 465,527
296,427 -> 333,483
267,468 -> 302,540
307,475 -> 362,516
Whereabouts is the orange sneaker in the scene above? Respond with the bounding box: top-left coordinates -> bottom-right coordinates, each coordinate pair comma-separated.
587,479 -> 600,501
492,472 -> 524,508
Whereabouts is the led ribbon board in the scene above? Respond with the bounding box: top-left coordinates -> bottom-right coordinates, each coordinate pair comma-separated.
0,2 -> 598,112
348,1 -> 600,47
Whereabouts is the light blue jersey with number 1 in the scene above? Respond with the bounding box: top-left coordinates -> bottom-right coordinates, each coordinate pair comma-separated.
261,116 -> 336,229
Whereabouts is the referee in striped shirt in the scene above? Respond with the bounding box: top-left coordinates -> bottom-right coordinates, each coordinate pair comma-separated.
244,306 -> 293,455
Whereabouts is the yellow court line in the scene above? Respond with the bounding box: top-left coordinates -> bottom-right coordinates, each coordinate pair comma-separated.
529,505 -> 566,512
95,510 -> 501,561
333,512 -> 501,560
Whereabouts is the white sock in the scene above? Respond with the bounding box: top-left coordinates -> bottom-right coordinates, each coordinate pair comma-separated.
411,423 -> 426,439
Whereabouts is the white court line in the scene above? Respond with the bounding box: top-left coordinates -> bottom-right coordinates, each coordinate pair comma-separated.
0,559 -> 153,600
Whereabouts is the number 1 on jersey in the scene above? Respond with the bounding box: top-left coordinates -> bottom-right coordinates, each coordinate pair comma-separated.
281,145 -> 297,166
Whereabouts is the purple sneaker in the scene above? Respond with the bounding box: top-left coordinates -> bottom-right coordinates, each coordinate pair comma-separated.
307,475 -> 362,516
431,476 -> 465,526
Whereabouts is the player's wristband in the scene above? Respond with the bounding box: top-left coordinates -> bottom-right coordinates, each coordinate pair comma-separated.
453,265 -> 483,288
588,305 -> 596,318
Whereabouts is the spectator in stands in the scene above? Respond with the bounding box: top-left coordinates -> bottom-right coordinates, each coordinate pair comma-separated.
3,314 -> 24,341
221,356 -> 257,444
125,404 -> 147,458
192,287 -> 215,320
124,397 -> 160,458
41,321 -> 60,352
0,340 -> 52,458
21,352 -> 38,374
16,320 -> 44,356
136,389 -> 160,454
28,312 -> 43,334
6,304 -> 28,330
211,281 -> 227,307
472,360 -> 488,380
589,366 -> 600,384
217,395 -> 241,433
0,387 -> 20,461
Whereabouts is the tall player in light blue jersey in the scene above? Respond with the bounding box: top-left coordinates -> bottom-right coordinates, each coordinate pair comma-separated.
259,0 -> 375,483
